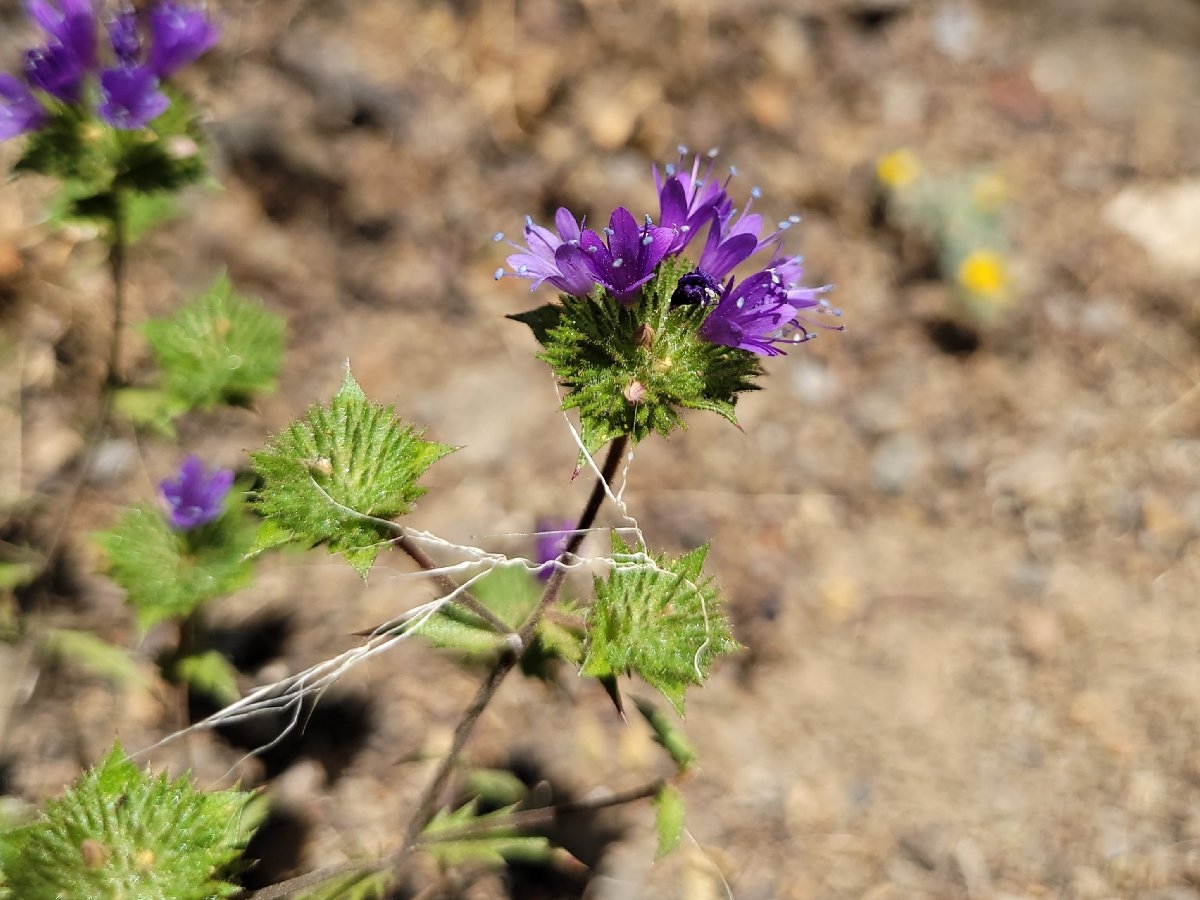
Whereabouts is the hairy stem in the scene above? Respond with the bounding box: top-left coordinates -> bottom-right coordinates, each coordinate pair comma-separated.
106,202 -> 127,389
397,435 -> 628,854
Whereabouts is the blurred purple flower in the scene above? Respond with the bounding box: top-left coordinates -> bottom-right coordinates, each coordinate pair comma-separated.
107,7 -> 141,63
25,41 -> 85,102
497,208 -> 598,296
534,518 -> 573,581
0,74 -> 47,139
26,0 -> 97,70
579,206 -> 673,304
97,64 -> 168,128
160,455 -> 233,530
147,1 -> 218,77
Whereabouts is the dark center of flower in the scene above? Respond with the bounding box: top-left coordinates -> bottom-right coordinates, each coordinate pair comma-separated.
670,269 -> 721,308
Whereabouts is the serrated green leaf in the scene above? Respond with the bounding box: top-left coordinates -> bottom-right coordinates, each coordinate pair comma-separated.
582,536 -> 740,716
422,801 -> 552,869
250,369 -> 455,577
40,629 -> 148,688
142,274 -> 285,412
295,870 -> 392,900
466,769 -> 529,807
522,258 -> 764,461
652,784 -> 685,859
634,697 -> 697,773
0,744 -> 258,900
506,303 -> 565,347
415,563 -> 539,655
112,387 -> 187,437
94,504 -> 257,631
174,650 -> 240,705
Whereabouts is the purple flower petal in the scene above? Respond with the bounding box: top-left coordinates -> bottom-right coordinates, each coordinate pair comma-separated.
534,518 -> 573,581
108,7 -> 141,63
0,74 -> 46,140
580,206 -> 673,304
97,64 -> 169,129
25,41 -> 85,102
147,1 -> 219,78
26,0 -> 96,70
159,454 -> 233,530
499,207 -> 598,296
699,271 -> 801,356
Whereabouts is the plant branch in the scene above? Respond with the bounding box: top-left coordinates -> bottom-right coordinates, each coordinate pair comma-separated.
397,435 -> 628,855
106,201 -> 127,389
396,533 -> 514,637
419,775 -> 666,845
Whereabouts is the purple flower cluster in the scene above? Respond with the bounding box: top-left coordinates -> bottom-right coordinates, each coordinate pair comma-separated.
0,0 -> 217,139
160,455 -> 232,530
497,148 -> 842,356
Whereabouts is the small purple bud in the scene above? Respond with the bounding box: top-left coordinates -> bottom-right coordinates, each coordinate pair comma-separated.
0,74 -> 47,140
97,65 -> 169,129
534,518 -> 573,581
108,8 -> 141,63
147,1 -> 219,78
159,455 -> 233,530
25,42 -> 84,102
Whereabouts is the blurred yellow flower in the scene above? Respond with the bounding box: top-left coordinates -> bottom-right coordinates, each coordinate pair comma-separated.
957,249 -> 1009,300
971,172 -> 1009,213
876,148 -> 921,189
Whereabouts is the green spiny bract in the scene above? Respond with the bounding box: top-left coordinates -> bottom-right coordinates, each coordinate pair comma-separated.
0,745 -> 258,900
509,257 -> 763,458
250,370 -> 456,577
583,534 -> 740,716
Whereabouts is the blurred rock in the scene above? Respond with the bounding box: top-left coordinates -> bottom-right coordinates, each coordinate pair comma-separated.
872,433 -> 926,495
1103,180 -> 1200,277
84,438 -> 137,488
1013,605 -> 1061,662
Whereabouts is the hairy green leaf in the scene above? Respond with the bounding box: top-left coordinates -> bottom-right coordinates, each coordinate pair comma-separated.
422,801 -> 552,869
510,257 -> 763,460
142,274 -> 285,412
295,870 -> 391,900
582,536 -> 740,715
174,651 -> 240,705
652,784 -> 685,859
40,629 -> 148,688
0,744 -> 258,900
94,504 -> 257,631
251,369 -> 455,577
634,697 -> 697,773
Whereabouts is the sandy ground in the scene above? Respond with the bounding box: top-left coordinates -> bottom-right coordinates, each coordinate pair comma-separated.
2,0 -> 1200,897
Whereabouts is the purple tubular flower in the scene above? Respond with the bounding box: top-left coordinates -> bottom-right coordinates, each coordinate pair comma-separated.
699,271 -> 805,357
499,207 -> 598,296
654,150 -> 728,254
26,0 -> 97,70
25,41 -> 85,102
97,64 -> 169,128
159,455 -> 233,530
534,518 -> 573,581
108,8 -> 141,63
579,206 -> 673,304
0,73 -> 47,139
147,1 -> 219,78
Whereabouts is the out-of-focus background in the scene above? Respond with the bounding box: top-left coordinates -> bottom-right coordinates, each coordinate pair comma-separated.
2,0 -> 1200,896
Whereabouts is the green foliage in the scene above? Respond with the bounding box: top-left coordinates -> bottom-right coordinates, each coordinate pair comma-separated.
173,650 -> 240,705
94,503 -> 257,631
251,370 -> 455,577
112,387 -> 189,438
582,536 -> 739,715
652,784 -> 685,859
508,257 -> 763,458
422,801 -> 552,868
41,628 -> 148,688
296,871 -> 391,900
466,768 -> 530,808
0,744 -> 258,900
414,563 -> 584,675
13,90 -> 209,240
142,274 -> 285,413
634,697 -> 697,773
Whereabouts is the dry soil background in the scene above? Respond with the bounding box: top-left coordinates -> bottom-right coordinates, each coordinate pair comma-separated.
2,0 -> 1200,898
